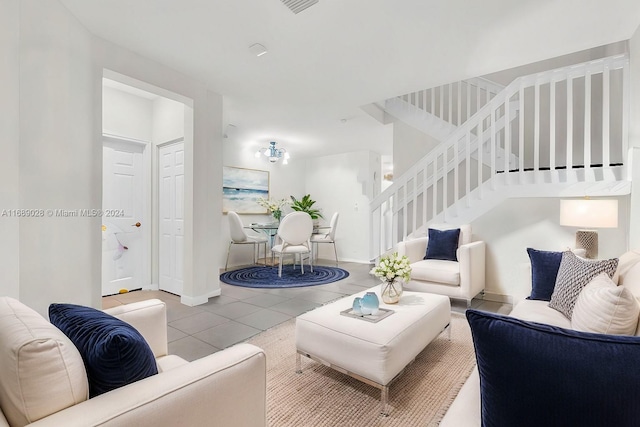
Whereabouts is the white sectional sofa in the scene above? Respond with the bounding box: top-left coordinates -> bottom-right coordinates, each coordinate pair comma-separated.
0,297 -> 267,427
440,250 -> 640,427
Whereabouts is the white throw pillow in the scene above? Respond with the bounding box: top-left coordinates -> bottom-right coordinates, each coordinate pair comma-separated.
571,273 -> 640,335
613,249 -> 640,285
0,297 -> 89,426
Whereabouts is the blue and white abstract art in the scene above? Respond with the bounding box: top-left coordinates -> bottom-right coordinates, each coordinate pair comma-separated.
222,166 -> 269,214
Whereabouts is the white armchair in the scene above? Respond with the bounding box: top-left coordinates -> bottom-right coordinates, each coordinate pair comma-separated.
397,224 -> 485,307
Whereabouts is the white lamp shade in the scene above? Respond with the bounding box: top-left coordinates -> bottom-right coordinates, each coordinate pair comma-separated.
559,199 -> 618,229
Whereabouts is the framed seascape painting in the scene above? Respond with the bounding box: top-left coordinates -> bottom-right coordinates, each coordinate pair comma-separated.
222,166 -> 269,214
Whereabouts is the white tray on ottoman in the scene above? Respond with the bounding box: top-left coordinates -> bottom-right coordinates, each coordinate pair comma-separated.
295,287 -> 451,415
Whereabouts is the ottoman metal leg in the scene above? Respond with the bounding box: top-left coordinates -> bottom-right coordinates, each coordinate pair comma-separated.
443,323 -> 451,341
380,386 -> 390,416
295,352 -> 302,374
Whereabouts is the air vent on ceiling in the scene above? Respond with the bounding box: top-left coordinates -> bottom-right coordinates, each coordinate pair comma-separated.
281,0 -> 318,14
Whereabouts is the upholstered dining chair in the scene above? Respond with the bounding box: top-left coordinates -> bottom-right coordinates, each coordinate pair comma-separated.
225,211 -> 269,271
271,212 -> 314,278
310,212 -> 339,266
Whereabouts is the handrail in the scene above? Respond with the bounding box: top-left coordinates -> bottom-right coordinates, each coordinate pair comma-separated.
369,54 -> 629,261
391,77 -> 504,129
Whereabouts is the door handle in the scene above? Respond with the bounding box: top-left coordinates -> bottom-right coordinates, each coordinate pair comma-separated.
132,222 -> 141,228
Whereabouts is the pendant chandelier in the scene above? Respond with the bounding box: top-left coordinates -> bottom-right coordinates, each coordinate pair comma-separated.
255,141 -> 290,164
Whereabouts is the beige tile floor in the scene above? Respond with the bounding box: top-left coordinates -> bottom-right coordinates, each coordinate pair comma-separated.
102,260 -> 511,361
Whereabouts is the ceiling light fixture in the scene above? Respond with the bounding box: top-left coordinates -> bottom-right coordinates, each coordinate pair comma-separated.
255,141 -> 290,164
249,43 -> 268,57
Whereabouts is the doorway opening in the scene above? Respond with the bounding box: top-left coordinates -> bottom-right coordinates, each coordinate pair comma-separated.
101,73 -> 190,297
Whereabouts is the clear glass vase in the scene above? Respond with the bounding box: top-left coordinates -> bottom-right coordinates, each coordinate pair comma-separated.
381,280 -> 403,304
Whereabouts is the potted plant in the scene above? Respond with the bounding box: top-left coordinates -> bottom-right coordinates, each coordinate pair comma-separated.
289,194 -> 323,220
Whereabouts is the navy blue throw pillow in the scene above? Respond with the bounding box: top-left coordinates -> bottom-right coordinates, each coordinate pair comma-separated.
49,303 -> 158,397
526,248 -> 563,301
466,309 -> 640,427
424,228 -> 460,261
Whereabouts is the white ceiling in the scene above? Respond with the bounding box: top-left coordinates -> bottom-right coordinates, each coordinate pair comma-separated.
60,0 -> 640,160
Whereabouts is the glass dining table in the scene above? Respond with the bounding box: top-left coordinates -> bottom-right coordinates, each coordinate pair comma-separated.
245,222 -> 331,241
244,222 -> 330,265
245,223 -> 279,246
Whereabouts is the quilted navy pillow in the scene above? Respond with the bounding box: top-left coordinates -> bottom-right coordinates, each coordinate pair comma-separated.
424,228 -> 460,261
49,303 -> 158,397
526,248 -> 563,301
467,309 -> 640,427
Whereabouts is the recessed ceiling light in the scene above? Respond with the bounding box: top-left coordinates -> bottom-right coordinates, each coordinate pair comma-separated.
249,43 -> 268,57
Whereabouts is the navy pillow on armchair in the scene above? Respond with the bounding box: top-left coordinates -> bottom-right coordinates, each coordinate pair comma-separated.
526,248 -> 563,301
424,228 -> 460,261
49,303 -> 158,397
466,309 -> 640,427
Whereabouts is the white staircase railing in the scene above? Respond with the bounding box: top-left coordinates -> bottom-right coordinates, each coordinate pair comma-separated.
392,77 -> 504,126
383,79 -> 519,171
380,78 -> 504,142
369,54 -> 630,261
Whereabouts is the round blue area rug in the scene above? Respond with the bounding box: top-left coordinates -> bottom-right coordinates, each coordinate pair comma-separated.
220,266 -> 349,288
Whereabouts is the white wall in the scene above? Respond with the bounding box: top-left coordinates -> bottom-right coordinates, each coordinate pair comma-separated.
17,0 -> 101,315
190,93 -> 221,305
152,97 -> 185,144
102,86 -> 153,141
2,0 -> 222,314
483,42 -> 628,86
306,151 -> 379,263
472,196 -> 629,301
0,0 -> 20,299
628,25 -> 640,248
392,120 -> 440,177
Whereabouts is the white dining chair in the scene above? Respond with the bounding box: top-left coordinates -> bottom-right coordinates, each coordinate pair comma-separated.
271,212 -> 313,277
225,211 -> 269,271
311,212 -> 339,266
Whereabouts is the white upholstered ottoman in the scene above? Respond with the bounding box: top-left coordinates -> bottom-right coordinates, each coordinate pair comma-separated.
295,288 -> 451,414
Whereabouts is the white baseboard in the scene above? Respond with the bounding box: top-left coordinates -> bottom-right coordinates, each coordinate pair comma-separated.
180,294 -> 209,307
143,283 -> 159,291
207,288 -> 222,298
336,257 -> 373,264
481,292 -> 513,304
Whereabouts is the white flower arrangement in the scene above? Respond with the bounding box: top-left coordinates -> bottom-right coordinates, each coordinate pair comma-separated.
256,197 -> 289,212
370,252 -> 412,283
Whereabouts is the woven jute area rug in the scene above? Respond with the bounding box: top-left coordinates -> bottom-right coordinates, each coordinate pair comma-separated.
247,312 -> 475,427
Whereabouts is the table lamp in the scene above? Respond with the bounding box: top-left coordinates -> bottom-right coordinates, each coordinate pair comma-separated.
559,198 -> 618,259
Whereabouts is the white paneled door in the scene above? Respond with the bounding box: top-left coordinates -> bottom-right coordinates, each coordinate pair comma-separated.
102,140 -> 146,296
159,142 -> 185,296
